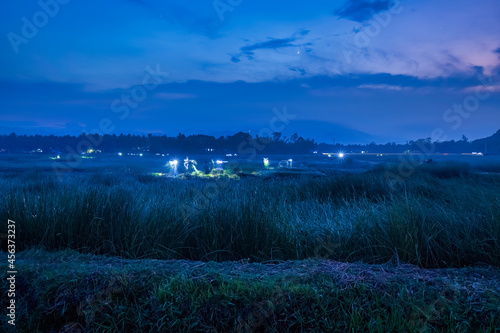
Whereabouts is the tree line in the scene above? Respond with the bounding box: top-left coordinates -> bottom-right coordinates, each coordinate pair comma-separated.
0,130 -> 498,155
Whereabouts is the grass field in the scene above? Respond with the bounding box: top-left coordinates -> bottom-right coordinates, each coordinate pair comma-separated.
1,154 -> 499,332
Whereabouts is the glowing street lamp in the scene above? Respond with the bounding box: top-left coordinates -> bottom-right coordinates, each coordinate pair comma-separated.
336,152 -> 346,168
167,159 -> 179,176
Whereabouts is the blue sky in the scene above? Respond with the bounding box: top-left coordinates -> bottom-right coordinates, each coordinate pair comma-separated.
0,0 -> 499,143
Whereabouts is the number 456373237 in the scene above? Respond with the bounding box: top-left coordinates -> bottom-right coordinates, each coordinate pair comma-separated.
7,219 -> 15,254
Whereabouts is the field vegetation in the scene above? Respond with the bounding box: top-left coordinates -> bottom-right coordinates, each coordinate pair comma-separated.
1,155 -> 499,332
1,158 -> 499,268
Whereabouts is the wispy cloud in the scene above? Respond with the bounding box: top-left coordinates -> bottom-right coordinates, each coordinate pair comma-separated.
334,0 -> 391,22
241,38 -> 297,53
463,85 -> 500,93
231,37 -> 298,63
1,0 -> 499,90
288,66 -> 307,75
358,84 -> 405,91
155,92 -> 197,100
230,30 -> 311,63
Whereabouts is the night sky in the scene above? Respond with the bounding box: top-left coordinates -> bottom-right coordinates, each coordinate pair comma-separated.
1,0 -> 499,143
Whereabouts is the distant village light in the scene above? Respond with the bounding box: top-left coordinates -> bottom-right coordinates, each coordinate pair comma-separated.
168,160 -> 179,176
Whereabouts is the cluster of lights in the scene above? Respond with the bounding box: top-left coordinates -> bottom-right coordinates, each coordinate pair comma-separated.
166,158 -> 201,174
184,158 -> 198,172
122,153 -> 144,156
85,149 -> 102,154
325,152 -> 346,159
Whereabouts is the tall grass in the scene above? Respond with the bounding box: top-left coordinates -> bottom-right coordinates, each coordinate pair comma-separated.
1,164 -> 499,268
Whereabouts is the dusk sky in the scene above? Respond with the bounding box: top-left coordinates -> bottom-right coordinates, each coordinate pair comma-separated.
1,0 -> 499,143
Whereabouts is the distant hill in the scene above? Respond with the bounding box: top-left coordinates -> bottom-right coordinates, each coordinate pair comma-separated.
472,129 -> 500,154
